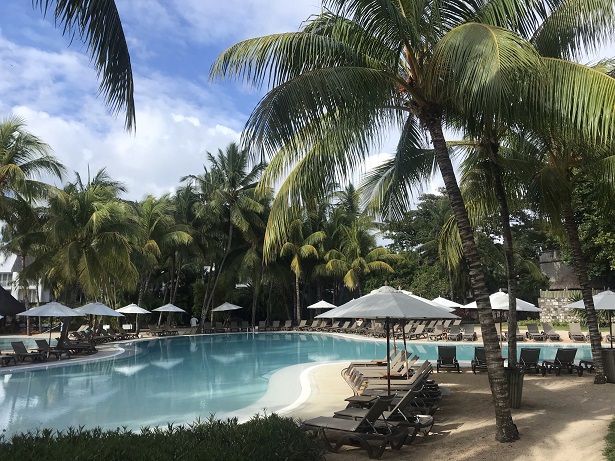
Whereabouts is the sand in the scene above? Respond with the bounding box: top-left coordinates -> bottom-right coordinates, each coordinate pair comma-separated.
287,362 -> 615,461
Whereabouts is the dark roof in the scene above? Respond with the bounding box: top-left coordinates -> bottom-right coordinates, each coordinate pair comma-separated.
0,286 -> 25,316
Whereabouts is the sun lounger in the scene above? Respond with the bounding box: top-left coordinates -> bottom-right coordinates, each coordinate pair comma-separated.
35,339 -> 71,360
525,323 -> 546,341
295,320 -> 308,330
436,345 -> 459,372
57,338 -> 97,354
446,325 -> 462,341
281,320 -> 293,331
462,325 -> 478,341
11,341 -> 46,363
541,322 -> 561,341
541,348 -> 580,376
301,395 -> 408,459
407,324 -> 427,339
518,347 -> 541,373
568,323 -> 587,342
471,346 -> 488,373
426,324 -> 444,341
0,352 -> 17,366
335,386 -> 435,440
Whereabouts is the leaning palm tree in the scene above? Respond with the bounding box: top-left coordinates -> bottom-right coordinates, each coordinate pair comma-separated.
32,0 -> 135,130
211,0 -> 551,440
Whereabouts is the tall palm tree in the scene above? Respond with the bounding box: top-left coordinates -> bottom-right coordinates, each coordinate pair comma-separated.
183,143 -> 266,323
32,0 -> 135,130
211,0 -> 549,440
509,131 -> 613,383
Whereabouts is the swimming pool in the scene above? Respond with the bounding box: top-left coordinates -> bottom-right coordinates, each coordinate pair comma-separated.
0,333 -> 592,438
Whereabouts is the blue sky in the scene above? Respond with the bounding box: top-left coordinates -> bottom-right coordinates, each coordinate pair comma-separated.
0,1 -> 613,202
0,0 -> 331,200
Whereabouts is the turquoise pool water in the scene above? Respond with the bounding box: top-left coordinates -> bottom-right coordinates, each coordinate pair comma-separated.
0,333 -> 592,438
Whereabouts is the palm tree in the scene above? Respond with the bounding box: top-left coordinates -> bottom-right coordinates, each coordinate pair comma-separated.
130,195 -> 192,306
325,219 -> 398,296
26,169 -> 138,304
211,0 -> 547,440
32,1 -> 135,130
280,218 -> 326,321
509,131 -> 613,383
183,143 -> 266,323
0,116 -> 65,216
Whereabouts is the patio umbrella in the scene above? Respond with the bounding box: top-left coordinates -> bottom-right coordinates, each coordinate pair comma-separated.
316,286 -> 459,394
153,303 -> 186,326
307,300 -> 336,309
566,290 -> 615,348
464,292 -> 540,344
431,296 -> 462,312
0,286 -> 25,316
212,302 -> 244,326
17,302 -> 83,347
117,303 -> 151,334
211,302 -> 243,312
75,302 -> 124,317
463,291 -> 540,312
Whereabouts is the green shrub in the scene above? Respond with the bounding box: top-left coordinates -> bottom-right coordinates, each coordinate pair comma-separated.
0,414 -> 325,461
606,416 -> 615,461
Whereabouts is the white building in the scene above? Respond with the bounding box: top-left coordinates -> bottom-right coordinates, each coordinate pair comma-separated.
0,254 -> 51,306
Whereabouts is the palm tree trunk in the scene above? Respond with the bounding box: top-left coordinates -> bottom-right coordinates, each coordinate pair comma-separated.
295,272 -> 301,322
561,201 -> 607,383
424,112 -> 519,442
203,221 -> 234,320
486,143 -> 519,366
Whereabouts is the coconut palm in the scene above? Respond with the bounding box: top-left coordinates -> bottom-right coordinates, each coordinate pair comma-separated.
26,168 -> 138,303
130,195 -> 192,306
507,130 -> 613,383
211,0 -> 550,439
325,219 -> 398,296
0,116 -> 65,215
32,0 -> 135,130
280,217 -> 326,321
182,143 -> 266,322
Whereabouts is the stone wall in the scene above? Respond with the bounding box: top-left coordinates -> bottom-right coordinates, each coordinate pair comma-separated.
538,297 -> 579,323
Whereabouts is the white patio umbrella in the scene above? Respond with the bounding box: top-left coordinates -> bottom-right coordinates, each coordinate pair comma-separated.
75,302 -> 124,317
211,302 -> 243,312
463,291 -> 540,312
316,286 -> 459,394
431,296 -> 463,312
117,303 -> 151,334
307,300 -> 336,309
211,302 -> 243,325
153,303 -> 186,326
566,290 -> 615,348
17,302 -> 83,346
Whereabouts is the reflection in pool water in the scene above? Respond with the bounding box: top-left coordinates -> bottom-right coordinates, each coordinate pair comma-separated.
0,333 -> 591,437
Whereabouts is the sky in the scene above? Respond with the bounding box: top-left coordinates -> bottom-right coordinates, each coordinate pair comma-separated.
0,0 -> 355,201
0,2 -> 613,203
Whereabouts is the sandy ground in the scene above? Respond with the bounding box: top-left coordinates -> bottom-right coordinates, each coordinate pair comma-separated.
287,362 -> 615,461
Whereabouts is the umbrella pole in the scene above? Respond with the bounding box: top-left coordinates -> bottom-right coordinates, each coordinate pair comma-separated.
402,320 -> 409,379
610,310 -> 613,349
386,318 -> 391,396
